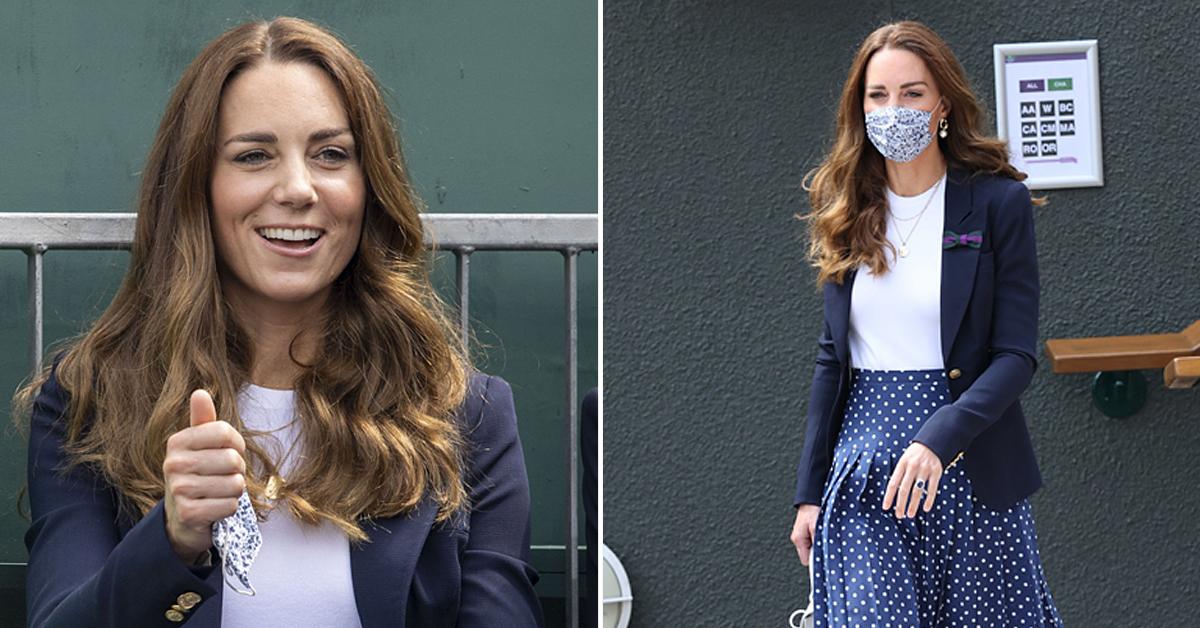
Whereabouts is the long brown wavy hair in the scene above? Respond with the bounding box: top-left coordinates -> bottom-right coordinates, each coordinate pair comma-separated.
802,20 -> 1044,286
12,17 -> 469,543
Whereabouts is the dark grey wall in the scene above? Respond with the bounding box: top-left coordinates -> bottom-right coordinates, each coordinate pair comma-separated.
605,1 -> 1199,625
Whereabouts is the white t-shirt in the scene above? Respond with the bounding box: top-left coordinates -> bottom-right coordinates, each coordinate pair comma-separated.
220,383 -> 364,628
848,173 -> 946,370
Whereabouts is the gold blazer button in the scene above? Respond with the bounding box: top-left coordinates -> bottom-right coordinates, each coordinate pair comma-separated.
165,609 -> 185,622
948,368 -> 962,380
177,592 -> 202,610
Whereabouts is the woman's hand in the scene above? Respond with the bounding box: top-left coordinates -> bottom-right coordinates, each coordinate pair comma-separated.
790,504 -> 821,566
882,441 -> 942,518
162,389 -> 247,564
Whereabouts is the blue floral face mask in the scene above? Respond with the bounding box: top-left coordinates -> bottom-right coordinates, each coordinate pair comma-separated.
212,489 -> 262,596
864,101 -> 939,163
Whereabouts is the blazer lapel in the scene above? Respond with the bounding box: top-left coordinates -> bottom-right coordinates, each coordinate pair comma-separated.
825,269 -> 855,364
350,498 -> 438,628
940,168 -> 978,364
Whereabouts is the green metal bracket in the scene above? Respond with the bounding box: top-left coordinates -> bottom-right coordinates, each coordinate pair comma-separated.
1091,370 -> 1148,418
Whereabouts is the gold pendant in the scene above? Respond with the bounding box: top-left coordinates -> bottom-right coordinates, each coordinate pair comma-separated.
898,245 -> 909,258
265,475 -> 284,500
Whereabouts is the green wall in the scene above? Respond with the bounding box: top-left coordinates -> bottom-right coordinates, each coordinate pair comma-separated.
0,0 -> 596,618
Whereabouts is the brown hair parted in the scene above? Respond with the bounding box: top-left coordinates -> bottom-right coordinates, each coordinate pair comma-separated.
801,20 -> 1045,287
12,17 -> 469,543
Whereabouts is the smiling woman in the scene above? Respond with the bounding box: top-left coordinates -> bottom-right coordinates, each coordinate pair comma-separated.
211,61 -> 366,387
14,16 -> 543,628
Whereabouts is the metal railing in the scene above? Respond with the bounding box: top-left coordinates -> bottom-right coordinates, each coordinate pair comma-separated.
0,211 -> 596,628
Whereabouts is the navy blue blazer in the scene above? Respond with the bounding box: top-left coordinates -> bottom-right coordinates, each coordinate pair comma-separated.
794,169 -> 1043,512
24,355 -> 545,627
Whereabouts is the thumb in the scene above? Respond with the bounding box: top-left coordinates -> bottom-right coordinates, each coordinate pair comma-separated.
189,389 -> 218,427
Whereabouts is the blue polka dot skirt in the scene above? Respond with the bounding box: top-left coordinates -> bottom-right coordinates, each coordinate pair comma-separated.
812,368 -> 1063,627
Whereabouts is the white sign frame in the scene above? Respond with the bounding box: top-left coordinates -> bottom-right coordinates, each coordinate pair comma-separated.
993,40 -> 1102,189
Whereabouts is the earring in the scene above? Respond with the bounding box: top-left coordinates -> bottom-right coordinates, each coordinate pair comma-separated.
938,118 -> 949,139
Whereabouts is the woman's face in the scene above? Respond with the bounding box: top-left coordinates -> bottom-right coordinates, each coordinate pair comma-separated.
862,47 -> 947,134
210,61 -> 365,312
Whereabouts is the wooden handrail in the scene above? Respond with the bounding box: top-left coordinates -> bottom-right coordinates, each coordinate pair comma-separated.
1165,356 -> 1200,389
1044,320 -> 1200,374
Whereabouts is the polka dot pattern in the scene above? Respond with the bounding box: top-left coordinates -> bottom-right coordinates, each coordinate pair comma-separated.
811,368 -> 1063,627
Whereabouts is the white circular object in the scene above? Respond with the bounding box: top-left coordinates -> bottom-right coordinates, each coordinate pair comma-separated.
601,544 -> 632,628
789,606 -> 814,628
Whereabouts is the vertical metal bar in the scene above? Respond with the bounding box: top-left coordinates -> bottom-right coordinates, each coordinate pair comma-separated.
563,246 -> 580,628
27,244 -> 46,374
455,247 -> 474,352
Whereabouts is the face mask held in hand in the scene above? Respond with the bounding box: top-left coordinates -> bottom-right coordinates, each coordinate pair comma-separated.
212,490 -> 262,596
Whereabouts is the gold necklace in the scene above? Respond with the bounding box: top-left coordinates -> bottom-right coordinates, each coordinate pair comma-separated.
265,475 -> 285,500
889,174 -> 944,258
262,422 -> 301,500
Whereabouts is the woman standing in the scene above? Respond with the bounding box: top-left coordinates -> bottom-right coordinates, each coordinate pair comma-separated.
18,17 -> 541,627
788,21 -> 1063,626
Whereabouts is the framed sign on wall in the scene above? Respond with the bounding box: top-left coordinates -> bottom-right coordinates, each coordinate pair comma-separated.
993,40 -> 1102,190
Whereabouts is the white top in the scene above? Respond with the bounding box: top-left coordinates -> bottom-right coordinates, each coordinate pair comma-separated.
221,384 -> 364,628
848,173 -> 946,370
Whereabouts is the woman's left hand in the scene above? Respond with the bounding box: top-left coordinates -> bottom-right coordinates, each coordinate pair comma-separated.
882,441 -> 943,519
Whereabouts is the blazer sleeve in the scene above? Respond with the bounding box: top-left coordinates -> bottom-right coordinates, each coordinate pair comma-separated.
912,180 -> 1040,464
24,358 -> 219,627
456,375 -> 545,628
793,312 -> 843,508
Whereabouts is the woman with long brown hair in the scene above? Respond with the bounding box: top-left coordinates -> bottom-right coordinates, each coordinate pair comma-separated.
17,17 -> 541,627
788,21 -> 1063,626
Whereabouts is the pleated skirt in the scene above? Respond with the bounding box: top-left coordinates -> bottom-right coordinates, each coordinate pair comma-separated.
811,368 -> 1063,627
